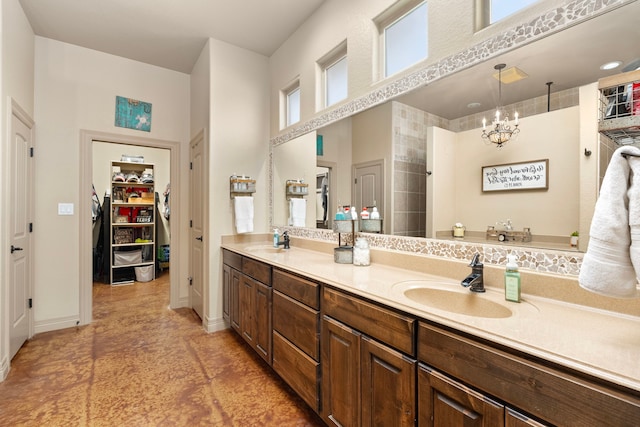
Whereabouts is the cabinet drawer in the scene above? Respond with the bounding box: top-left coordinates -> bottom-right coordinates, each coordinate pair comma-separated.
418,322 -> 640,427
242,256 -> 271,285
273,290 -> 320,360
273,331 -> 320,412
273,269 -> 319,309
323,287 -> 415,355
222,249 -> 242,270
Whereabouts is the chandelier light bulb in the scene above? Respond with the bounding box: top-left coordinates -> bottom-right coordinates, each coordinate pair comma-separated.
481,64 -> 521,148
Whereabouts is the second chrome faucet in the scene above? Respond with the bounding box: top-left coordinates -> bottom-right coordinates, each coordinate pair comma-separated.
461,253 -> 485,292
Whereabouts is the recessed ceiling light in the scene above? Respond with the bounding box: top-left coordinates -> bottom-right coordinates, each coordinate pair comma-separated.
467,102 -> 481,109
600,61 -> 622,70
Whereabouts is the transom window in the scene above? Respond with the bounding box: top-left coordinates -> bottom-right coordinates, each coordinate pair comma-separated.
380,1 -> 428,78
318,41 -> 348,109
489,0 -> 539,24
282,82 -> 300,129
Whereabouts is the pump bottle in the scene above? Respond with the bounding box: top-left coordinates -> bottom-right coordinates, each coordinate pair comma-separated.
504,255 -> 521,302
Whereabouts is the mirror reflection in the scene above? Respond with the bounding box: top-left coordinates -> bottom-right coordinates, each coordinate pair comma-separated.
272,4 -> 639,253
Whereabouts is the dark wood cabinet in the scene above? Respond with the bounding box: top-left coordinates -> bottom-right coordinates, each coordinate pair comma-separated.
230,268 -> 241,333
322,316 -> 361,427
322,287 -> 417,427
361,335 -> 416,427
222,249 -> 272,365
272,269 -> 321,411
222,249 -> 639,427
418,363 -> 504,427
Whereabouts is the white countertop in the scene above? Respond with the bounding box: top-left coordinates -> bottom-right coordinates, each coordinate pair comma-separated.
222,241 -> 640,392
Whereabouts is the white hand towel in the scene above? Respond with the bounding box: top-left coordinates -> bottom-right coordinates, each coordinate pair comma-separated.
234,196 -> 254,234
579,146 -> 640,298
289,198 -> 307,227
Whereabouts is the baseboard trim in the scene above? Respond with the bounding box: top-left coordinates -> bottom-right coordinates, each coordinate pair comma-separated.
204,316 -> 227,333
34,316 -> 80,334
0,355 -> 9,382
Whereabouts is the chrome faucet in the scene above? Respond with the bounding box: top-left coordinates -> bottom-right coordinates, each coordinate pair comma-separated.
461,253 -> 485,292
275,230 -> 290,249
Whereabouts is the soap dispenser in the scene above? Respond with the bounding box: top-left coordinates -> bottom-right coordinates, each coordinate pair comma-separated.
504,255 -> 521,302
273,228 -> 280,248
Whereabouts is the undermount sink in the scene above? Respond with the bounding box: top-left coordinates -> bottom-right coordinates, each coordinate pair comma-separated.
244,244 -> 288,254
404,287 -> 512,318
392,280 -> 534,319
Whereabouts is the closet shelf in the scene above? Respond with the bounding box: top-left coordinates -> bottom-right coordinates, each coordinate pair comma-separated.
598,69 -> 640,145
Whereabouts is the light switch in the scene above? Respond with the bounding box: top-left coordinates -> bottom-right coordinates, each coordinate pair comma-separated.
58,203 -> 74,215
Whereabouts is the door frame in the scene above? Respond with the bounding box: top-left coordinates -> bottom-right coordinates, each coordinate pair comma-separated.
79,130 -> 182,325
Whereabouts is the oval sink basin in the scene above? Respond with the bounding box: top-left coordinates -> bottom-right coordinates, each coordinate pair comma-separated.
403,287 -> 512,318
244,245 -> 287,254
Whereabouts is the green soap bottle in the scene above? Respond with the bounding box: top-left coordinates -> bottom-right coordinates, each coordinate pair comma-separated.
505,255 -> 521,303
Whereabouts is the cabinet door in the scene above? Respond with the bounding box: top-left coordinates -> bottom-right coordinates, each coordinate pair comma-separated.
230,268 -> 241,333
322,316 -> 361,427
418,364 -> 504,427
361,336 -> 416,427
240,274 -> 255,345
254,280 -> 272,364
222,264 -> 230,322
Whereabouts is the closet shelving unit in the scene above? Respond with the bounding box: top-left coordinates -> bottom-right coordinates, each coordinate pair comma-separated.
598,69 -> 640,145
110,161 -> 156,285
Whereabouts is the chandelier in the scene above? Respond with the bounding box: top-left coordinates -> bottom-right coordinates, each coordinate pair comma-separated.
482,63 -> 520,148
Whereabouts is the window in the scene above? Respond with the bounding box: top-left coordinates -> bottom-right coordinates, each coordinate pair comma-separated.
285,85 -> 300,127
325,56 -> 348,107
318,41 -> 348,109
488,0 -> 539,24
381,1 -> 428,78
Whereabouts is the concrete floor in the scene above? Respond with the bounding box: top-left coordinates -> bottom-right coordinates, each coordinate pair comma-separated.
0,272 -> 324,426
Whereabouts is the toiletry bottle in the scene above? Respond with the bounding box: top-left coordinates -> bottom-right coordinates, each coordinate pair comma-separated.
351,206 -> 358,220
335,206 -> 346,220
343,206 -> 350,219
273,228 -> 280,248
370,206 -> 380,219
504,255 -> 521,303
360,207 -> 369,219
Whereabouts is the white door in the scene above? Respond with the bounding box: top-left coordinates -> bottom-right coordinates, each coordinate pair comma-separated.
189,132 -> 205,319
9,104 -> 34,359
353,161 -> 384,223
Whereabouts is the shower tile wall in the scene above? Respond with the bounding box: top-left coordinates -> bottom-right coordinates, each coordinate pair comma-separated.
392,102 -> 448,237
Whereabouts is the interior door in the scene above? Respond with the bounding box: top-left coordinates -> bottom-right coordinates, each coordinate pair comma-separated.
353,161 -> 383,221
9,104 -> 34,359
189,132 -> 205,319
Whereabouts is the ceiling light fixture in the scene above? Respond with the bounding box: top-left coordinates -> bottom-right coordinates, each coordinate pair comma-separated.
600,61 -> 622,70
482,64 -> 520,148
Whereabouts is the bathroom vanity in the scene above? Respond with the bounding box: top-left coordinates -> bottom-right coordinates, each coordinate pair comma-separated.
221,238 -> 639,426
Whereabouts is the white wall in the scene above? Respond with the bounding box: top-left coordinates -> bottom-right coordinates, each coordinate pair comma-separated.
427,127 -> 456,237
269,0 -> 570,137
453,107 -> 580,236
206,38 -> 270,332
273,131 -> 317,227
33,37 -> 190,332
1,0 -> 35,380
317,117 -> 353,216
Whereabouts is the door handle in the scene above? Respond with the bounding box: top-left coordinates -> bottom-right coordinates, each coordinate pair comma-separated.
11,245 -> 23,254
195,236 -> 203,241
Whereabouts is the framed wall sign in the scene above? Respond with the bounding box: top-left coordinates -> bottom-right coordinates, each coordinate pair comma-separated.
482,159 -> 549,192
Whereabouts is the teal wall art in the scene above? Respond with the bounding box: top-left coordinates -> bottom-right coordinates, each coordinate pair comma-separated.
115,96 -> 152,132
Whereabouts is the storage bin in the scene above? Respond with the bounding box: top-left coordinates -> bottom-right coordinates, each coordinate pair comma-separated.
135,265 -> 154,282
114,249 -> 142,266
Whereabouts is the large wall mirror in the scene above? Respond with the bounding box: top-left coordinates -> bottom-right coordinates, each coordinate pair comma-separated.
272,2 -> 639,253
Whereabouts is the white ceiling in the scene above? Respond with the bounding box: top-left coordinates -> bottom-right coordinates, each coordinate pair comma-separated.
17,0 -> 640,119
18,0 -> 327,73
